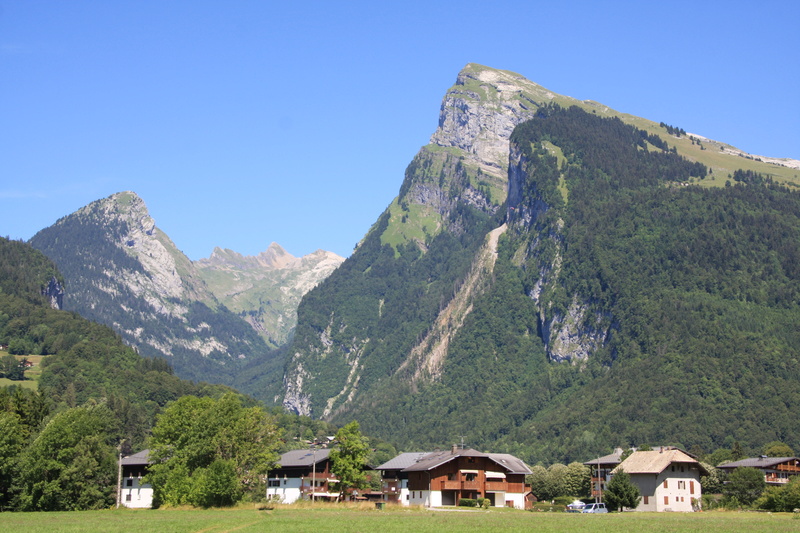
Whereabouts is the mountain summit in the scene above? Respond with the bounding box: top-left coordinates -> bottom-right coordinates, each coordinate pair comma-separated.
280,64 -> 800,462
29,191 -> 271,384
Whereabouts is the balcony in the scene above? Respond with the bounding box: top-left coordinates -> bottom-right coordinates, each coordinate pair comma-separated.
442,480 -> 461,490
462,480 -> 481,491
485,481 -> 507,492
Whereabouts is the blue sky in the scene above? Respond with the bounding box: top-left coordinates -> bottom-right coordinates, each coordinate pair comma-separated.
2,1 -> 798,260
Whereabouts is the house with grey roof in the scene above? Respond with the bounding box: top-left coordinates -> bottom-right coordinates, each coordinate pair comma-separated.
612,448 -> 708,512
377,452 -> 431,504
266,448 -> 338,503
717,456 -> 800,486
383,446 -> 532,509
119,449 -> 153,509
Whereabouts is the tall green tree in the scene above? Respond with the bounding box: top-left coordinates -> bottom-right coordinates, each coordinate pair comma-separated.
14,402 -> 118,511
604,469 -> 641,511
723,467 -> 766,507
0,412 -> 25,508
146,393 -> 280,508
329,421 -> 370,499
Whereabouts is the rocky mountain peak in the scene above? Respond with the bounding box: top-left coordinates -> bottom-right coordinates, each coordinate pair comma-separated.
429,64 -> 576,177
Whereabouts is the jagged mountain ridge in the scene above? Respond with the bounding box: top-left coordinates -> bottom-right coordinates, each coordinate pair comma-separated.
196,243 -> 344,348
281,63 -> 800,462
28,191 -> 340,388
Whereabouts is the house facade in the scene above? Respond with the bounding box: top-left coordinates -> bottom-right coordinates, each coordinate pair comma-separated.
119,449 -> 153,509
400,447 -> 532,509
717,456 -> 800,486
266,448 -> 338,503
584,448 -> 624,499
377,452 -> 430,505
613,449 -> 707,512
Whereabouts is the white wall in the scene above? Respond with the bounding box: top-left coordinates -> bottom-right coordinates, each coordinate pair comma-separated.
267,477 -> 303,504
120,477 -> 153,509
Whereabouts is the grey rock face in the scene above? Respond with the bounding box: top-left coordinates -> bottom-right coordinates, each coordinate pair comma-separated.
41,276 -> 64,310
429,64 -> 565,177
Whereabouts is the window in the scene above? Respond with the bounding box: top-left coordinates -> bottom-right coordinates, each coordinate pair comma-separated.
678,480 -> 685,490
643,496 -> 649,505
690,481 -> 695,494
268,479 -> 280,487
126,479 -> 133,487
125,494 -> 132,502
663,480 -> 668,489
664,496 -> 669,505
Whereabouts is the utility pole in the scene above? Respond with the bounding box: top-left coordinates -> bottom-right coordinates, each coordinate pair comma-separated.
116,448 -> 123,508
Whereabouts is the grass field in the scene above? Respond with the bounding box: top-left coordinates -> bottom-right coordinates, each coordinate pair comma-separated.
1,504 -> 798,533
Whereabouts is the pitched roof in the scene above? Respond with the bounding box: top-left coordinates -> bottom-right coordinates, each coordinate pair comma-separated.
277,448 -> 331,467
399,448 -> 531,475
613,449 -> 703,475
487,453 -> 532,475
377,452 -> 431,471
121,449 -> 152,466
584,450 -> 623,466
402,448 -> 488,472
717,457 -> 799,470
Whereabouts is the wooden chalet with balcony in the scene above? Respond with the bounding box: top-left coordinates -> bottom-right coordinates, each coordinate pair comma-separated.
717,456 -> 800,486
399,446 -> 532,509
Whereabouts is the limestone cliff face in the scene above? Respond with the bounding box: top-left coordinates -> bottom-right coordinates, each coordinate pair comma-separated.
196,243 -> 344,347
429,64 -> 564,176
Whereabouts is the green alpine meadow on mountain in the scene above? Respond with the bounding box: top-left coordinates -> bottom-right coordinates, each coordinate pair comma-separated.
280,64 -> 800,463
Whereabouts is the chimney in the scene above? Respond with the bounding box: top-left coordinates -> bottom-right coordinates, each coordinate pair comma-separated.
452,444 -> 458,455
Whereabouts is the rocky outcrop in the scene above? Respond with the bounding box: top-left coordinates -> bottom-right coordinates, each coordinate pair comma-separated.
429,64 -> 555,176
41,276 -> 64,310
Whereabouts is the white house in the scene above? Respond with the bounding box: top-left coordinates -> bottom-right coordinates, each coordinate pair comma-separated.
119,449 -> 153,509
613,448 -> 707,512
266,448 -> 338,503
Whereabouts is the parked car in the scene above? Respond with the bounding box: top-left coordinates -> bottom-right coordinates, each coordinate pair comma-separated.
581,502 -> 608,513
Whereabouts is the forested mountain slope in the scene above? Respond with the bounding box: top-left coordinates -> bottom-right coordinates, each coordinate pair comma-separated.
283,64 -> 800,463
0,237 -> 234,451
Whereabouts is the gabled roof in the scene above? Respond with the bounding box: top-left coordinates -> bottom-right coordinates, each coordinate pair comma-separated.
377,452 -> 431,471
487,453 -> 532,475
402,448 -> 488,472
613,449 -> 706,476
121,449 -> 152,466
584,450 -> 623,467
717,457 -> 799,470
277,448 -> 331,467
398,448 -> 531,475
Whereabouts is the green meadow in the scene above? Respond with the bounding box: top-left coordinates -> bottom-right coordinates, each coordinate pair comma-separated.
1,505 -> 798,533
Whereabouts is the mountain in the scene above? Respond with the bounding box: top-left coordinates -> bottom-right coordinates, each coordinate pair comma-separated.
281,63 -> 800,463
28,192 -> 275,385
195,244 -> 344,348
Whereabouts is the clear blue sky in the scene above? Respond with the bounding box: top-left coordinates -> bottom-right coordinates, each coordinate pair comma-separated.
2,1 -> 798,260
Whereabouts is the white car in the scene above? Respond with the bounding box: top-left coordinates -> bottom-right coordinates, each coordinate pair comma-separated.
581,502 -> 608,513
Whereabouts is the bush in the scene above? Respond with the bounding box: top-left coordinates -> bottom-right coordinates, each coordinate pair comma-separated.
458,498 -> 477,507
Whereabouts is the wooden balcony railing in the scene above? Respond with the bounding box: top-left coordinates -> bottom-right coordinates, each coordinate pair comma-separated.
485,481 -> 507,491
